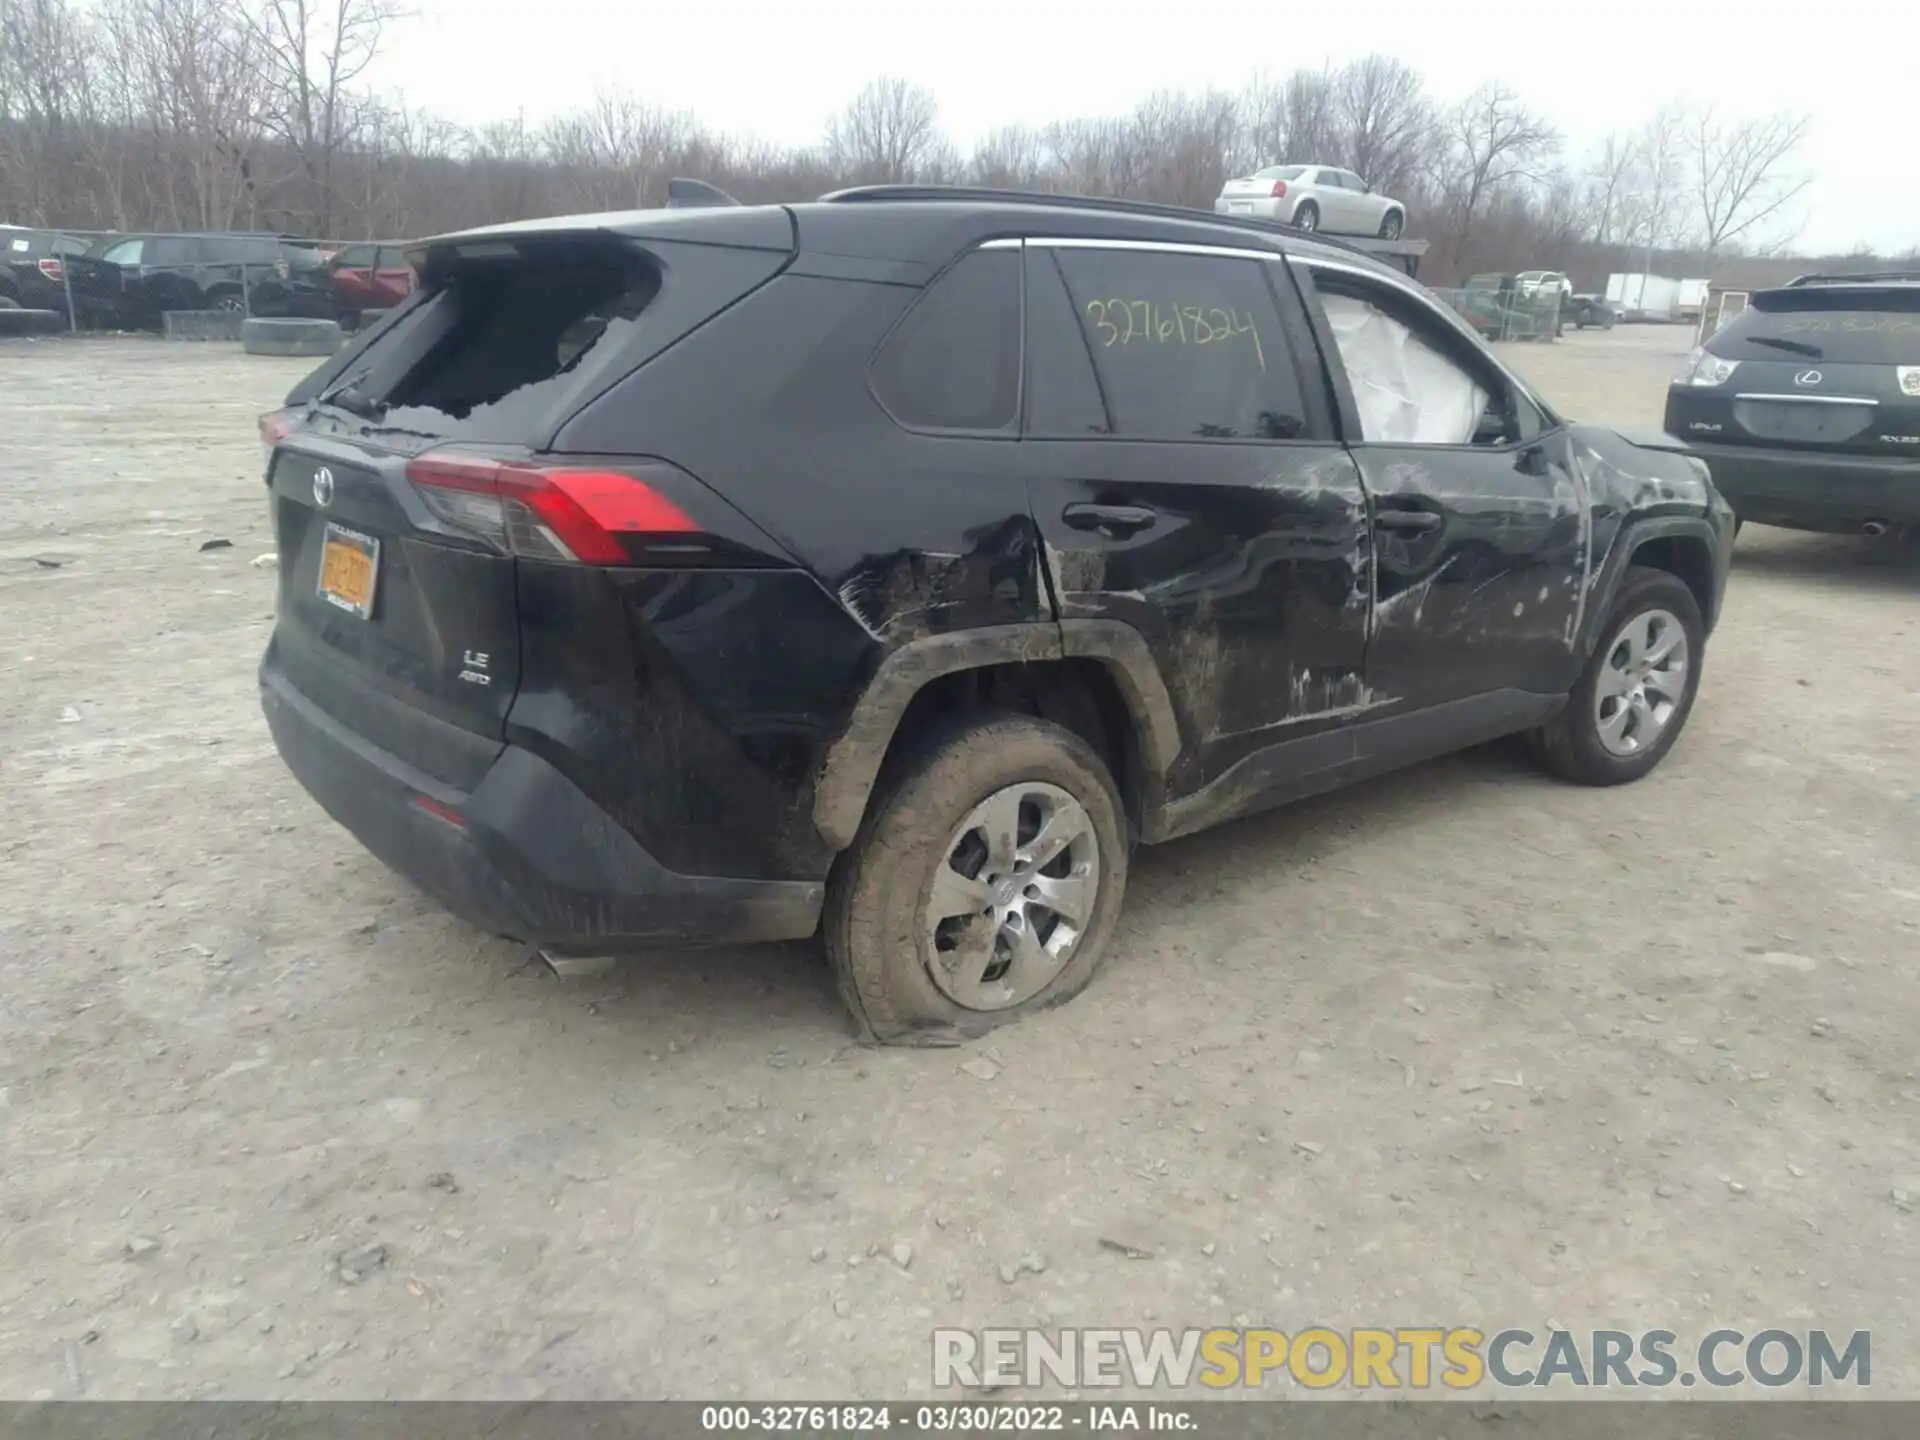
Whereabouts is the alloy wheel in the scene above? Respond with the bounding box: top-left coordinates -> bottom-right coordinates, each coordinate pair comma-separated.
1594,608 -> 1689,756
922,781 -> 1101,1011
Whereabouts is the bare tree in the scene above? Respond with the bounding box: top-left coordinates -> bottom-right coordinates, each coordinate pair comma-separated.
1617,101 -> 1693,256
1582,131 -> 1638,245
1,28 -> 1899,290
1126,88 -> 1240,209
541,88 -> 698,210
823,76 -> 943,185
969,123 -> 1050,190
0,0 -> 92,222
1334,53 -> 1431,198
1443,82 -> 1558,254
1240,65 -> 1338,169
1691,106 -> 1810,252
250,0 -> 406,235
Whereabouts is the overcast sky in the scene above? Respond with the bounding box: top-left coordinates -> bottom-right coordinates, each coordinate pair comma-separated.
373,0 -> 1912,257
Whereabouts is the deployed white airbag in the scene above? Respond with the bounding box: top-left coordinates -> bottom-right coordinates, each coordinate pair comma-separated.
1322,292 -> 1488,445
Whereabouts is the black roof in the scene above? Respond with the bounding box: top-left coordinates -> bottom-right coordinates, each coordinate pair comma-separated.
425,181 -> 1426,282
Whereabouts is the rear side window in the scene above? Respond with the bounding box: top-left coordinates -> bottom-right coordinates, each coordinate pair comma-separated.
1709,289 -> 1920,365
101,239 -> 144,265
871,247 -> 1021,433
148,238 -> 201,265
1049,246 -> 1307,441
332,245 -> 376,268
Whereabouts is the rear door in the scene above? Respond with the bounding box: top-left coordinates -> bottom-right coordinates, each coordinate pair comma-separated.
1020,237 -> 1373,788
68,237 -> 144,319
1330,171 -> 1367,230
1677,284 -> 1920,458
262,228 -> 793,785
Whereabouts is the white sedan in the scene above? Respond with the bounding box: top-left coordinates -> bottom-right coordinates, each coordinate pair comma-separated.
1214,164 -> 1408,240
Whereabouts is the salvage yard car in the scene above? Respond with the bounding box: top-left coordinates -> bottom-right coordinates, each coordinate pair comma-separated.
66,232 -> 336,328
1214,164 -> 1407,238
1664,270 -> 1920,538
257,184 -> 1733,1044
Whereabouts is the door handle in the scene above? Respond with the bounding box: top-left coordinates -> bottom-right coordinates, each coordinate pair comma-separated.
1375,510 -> 1443,534
1062,502 -> 1157,537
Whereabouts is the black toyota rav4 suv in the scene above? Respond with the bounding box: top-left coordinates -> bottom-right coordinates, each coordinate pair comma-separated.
1665,271 -> 1920,536
259,185 -> 1733,1044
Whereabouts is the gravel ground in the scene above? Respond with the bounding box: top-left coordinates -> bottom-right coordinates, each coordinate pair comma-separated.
1,326 -> 1916,1400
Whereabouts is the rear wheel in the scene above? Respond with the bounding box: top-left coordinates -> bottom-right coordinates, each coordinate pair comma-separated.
1378,210 -> 1404,240
824,714 -> 1129,1046
1293,201 -> 1320,233
1528,566 -> 1704,786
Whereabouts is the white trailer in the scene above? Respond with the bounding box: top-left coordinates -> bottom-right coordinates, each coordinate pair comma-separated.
1606,273 -> 1683,321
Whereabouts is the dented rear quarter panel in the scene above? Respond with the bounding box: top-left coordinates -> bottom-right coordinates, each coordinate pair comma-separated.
547,269 -> 1050,878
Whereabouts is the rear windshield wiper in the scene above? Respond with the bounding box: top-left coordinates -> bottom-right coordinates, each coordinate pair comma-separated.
315,365 -> 388,420
1743,334 -> 1823,358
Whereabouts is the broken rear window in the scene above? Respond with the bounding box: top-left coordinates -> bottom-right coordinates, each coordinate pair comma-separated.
357,244 -> 664,443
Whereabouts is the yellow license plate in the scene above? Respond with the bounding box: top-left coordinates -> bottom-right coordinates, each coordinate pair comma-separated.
317,523 -> 379,619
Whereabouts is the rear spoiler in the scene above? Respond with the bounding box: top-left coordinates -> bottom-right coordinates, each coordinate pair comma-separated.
666,178 -> 742,209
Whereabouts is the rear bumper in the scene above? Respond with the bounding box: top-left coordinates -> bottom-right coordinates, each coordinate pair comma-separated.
261,666 -> 823,951
1670,436 -> 1920,529
1215,197 -> 1287,220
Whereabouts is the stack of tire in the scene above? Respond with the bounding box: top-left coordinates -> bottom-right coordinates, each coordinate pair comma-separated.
0,294 -> 66,337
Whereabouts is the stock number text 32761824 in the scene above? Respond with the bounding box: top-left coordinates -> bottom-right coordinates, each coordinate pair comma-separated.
1083,299 -> 1266,371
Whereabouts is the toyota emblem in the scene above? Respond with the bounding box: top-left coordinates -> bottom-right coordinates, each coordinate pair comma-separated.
312,466 -> 335,507
1794,369 -> 1822,387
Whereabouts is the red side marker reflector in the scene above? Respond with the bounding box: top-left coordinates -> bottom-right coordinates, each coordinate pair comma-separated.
413,795 -> 468,828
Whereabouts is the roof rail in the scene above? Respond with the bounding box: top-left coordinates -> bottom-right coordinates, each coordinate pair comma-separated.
666,178 -> 742,209
815,183 -> 1411,268
1785,269 -> 1920,287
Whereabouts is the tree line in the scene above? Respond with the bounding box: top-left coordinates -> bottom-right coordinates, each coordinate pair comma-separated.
1,0 -> 1834,285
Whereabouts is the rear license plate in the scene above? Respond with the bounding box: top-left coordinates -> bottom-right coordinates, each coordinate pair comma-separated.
1734,400 -> 1872,445
317,523 -> 379,618
1229,201 -> 1254,213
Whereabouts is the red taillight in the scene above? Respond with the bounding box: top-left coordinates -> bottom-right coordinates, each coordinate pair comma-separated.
405,452 -> 698,565
37,258 -> 63,281
259,409 -> 297,468
1270,180 -> 1289,198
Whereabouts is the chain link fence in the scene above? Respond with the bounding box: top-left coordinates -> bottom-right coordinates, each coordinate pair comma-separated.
54,239 -> 414,336
1431,281 -> 1565,343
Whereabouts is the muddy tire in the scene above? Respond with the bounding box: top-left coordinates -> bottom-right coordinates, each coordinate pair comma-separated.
824,714 -> 1129,1046
1528,566 -> 1705,786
